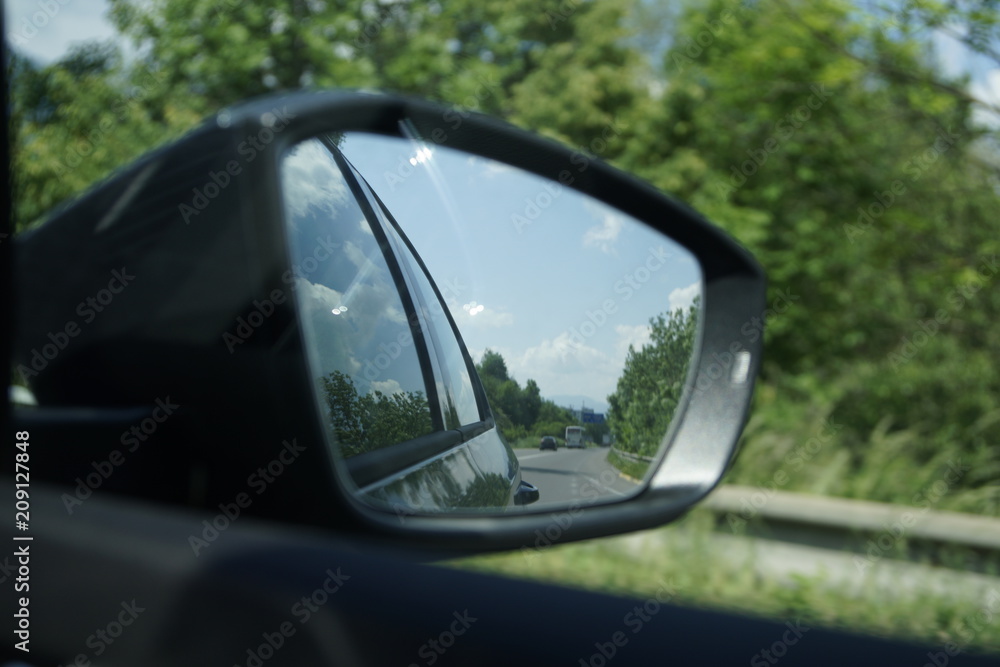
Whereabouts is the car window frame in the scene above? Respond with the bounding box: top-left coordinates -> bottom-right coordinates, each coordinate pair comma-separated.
306,137 -> 498,489
354,171 -> 491,432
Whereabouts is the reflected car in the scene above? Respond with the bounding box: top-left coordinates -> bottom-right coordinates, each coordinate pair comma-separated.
539,436 -> 558,451
280,136 -> 541,512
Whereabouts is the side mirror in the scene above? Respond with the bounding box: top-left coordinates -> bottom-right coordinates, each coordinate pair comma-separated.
11,91 -> 765,552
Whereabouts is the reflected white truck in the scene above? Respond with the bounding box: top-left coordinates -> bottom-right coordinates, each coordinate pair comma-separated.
565,426 -> 584,449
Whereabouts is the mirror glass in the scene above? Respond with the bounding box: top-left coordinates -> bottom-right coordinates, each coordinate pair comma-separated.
280,130 -> 702,515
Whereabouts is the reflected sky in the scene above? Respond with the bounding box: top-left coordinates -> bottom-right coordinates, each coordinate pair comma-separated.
340,133 -> 702,411
281,139 -> 429,401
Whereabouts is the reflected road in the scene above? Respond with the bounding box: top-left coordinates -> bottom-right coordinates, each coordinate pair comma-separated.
512,447 -> 641,507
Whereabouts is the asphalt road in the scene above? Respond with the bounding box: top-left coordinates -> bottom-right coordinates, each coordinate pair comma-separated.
512,447 -> 641,508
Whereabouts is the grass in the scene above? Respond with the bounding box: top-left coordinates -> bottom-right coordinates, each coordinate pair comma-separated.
606,449 -> 650,480
487,378 -> 1000,649
725,385 -> 1000,517
509,435 -> 538,450
449,509 -> 1000,654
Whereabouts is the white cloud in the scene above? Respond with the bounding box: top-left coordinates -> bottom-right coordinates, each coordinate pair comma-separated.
614,323 -> 652,358
281,140 -> 350,223
293,277 -> 359,379
668,281 -> 701,311
448,301 -> 514,329
522,332 -> 606,369
582,202 -> 626,256
371,379 -> 403,395
506,332 -> 621,400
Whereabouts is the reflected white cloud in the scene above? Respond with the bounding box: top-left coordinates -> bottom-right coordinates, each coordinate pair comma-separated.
669,281 -> 701,311
372,379 -> 404,395
449,301 -> 514,329
281,140 -> 350,223
510,332 -> 622,400
294,277 -> 359,379
582,205 -> 625,256
614,323 -> 652,358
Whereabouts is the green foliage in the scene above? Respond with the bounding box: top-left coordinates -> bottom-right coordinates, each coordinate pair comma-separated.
9,0 -> 1000,515
616,0 -> 1000,509
584,420 -> 610,444
727,372 -> 1000,515
606,449 -> 650,481
10,43 -> 198,229
607,301 -> 699,457
532,420 -> 572,440
475,350 -> 574,442
521,379 -> 542,427
454,473 -> 512,509
320,371 -> 433,458
477,349 -> 511,383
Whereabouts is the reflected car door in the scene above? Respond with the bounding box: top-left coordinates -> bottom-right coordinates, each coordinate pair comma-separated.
281,136 -> 532,512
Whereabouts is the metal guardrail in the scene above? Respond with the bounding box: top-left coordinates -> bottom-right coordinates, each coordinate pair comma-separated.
609,446 -> 654,464
701,485 -> 1000,572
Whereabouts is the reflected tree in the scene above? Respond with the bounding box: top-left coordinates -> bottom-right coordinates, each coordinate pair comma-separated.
607,299 -> 699,457
320,371 -> 433,457
454,473 -> 512,509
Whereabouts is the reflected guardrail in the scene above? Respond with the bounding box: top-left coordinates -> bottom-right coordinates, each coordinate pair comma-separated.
609,446 -> 654,464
